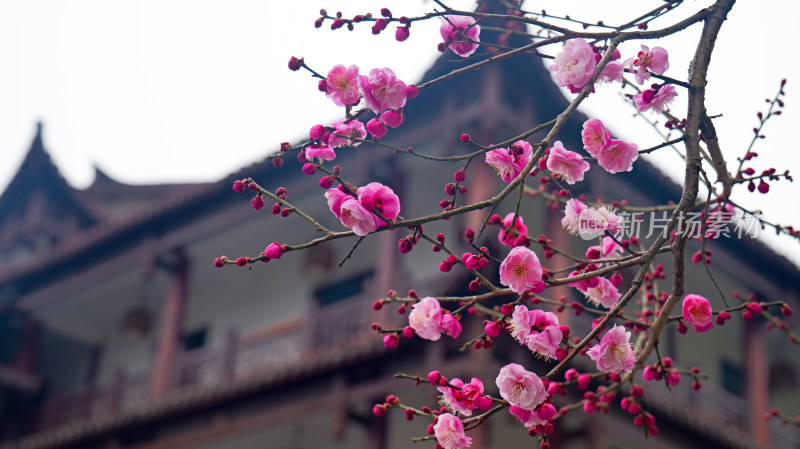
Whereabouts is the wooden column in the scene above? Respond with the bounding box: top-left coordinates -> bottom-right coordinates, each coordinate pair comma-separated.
745,320 -> 770,448
150,249 -> 189,401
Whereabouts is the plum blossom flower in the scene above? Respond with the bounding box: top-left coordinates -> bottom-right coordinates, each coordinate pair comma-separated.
496,363 -> 548,410
546,141 -> 590,184
585,277 -> 622,309
339,196 -> 381,236
440,313 -> 463,338
586,325 -> 635,374
508,405 -> 555,428
561,198 -> 588,235
358,68 -> 407,114
510,306 -> 562,359
498,213 -> 528,247
581,119 -> 612,157
305,143 -> 337,162
550,38 -> 597,93
499,247 -> 543,294
526,325 -> 563,359
438,378 -> 484,416
433,413 -> 472,449
485,140 -> 533,182
598,139 -> 639,174
440,15 -> 480,58
328,119 -> 367,148
565,203 -> 621,240
597,49 -> 624,84
587,236 -> 623,259
357,182 -> 401,224
634,84 -> 678,113
625,45 -> 669,85
682,294 -> 713,332
325,64 -> 361,106
324,188 -> 349,219
409,297 -> 443,341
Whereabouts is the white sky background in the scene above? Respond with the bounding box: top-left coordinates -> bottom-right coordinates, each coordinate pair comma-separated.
1,0 -> 799,265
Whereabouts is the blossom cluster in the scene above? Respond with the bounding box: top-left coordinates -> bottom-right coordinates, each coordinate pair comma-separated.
325,182 -> 400,236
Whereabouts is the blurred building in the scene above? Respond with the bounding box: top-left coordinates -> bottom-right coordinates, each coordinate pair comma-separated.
1,9 -> 799,449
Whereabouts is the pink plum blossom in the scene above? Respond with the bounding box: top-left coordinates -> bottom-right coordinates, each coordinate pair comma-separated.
433,413 -> 472,449
409,297 -> 443,341
485,140 -> 533,182
339,196 -> 381,236
499,247 -> 543,294
581,119 -> 611,157
438,378 -> 484,416
550,38 -> 597,93
325,64 -> 361,106
358,68 -> 407,113
498,213 -> 528,247
328,119 -> 367,148
366,118 -> 387,138
324,188 -> 349,219
526,325 -> 563,359
598,139 -> 639,174
440,15 -> 481,58
585,277 -> 622,309
561,198 -> 588,235
625,45 -> 670,85
682,294 -> 713,332
305,143 -> 337,162
600,61 -> 624,84
496,363 -> 548,410
357,182 -> 401,224
546,141 -> 590,184
380,110 -> 404,128
586,325 -> 635,374
440,313 -> 463,338
634,84 -> 678,113
508,406 -> 547,428
587,236 -> 623,259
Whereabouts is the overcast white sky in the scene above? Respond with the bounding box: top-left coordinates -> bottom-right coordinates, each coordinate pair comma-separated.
1,0 -> 798,264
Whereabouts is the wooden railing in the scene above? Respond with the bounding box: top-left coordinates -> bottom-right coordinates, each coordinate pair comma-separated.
38,297 -> 378,431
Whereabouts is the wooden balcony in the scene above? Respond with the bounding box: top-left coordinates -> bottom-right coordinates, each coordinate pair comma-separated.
37,296 -> 383,432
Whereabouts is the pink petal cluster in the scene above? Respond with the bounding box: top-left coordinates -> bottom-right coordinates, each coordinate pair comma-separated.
305,143 -> 336,162
625,45 -> 669,85
440,15 -> 481,58
586,325 -> 635,374
408,297 -> 462,341
550,38 -> 597,93
682,294 -> 713,332
546,141 -> 590,184
499,247 -> 544,295
438,378 -> 484,416
594,48 -> 624,84
325,64 -> 361,106
634,84 -> 678,113
587,236 -> 623,259
408,296 -> 442,340
585,277 -> 622,309
581,118 -> 639,173
509,404 -> 556,428
357,182 -> 401,226
327,119 -> 367,149
498,213 -> 528,247
561,198 -> 587,235
581,119 -> 612,157
509,305 -> 563,359
324,182 -> 400,236
560,198 -> 622,239
496,363 -> 548,410
485,140 -> 533,183
599,139 -> 639,174
358,68 -> 407,114
433,413 -> 472,449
